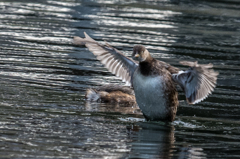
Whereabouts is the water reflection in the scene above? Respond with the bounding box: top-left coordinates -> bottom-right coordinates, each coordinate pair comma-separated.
127,122 -> 175,158
178,147 -> 206,159
127,122 -> 207,159
85,101 -> 141,115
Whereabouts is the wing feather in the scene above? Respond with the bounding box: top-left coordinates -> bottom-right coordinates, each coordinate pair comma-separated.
172,61 -> 219,104
73,32 -> 138,86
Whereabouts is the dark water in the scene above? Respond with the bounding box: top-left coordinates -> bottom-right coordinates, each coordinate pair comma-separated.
0,0 -> 240,158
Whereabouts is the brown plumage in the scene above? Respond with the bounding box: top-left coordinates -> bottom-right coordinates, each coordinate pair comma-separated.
133,45 -> 179,76
85,85 -> 136,105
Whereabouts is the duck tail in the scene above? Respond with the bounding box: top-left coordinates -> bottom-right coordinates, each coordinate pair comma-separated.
85,89 -> 100,101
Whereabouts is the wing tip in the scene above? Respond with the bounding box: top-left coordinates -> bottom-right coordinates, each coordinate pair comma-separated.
73,36 -> 85,45
84,32 -> 93,41
187,94 -> 208,105
180,61 -> 216,69
73,32 -> 95,45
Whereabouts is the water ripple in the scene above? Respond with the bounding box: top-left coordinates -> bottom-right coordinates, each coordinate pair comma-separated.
0,0 -> 240,158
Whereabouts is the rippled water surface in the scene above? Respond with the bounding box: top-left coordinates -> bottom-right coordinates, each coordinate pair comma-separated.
1,0 -> 240,158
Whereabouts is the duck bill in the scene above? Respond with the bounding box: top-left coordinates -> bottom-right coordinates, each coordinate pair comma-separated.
135,54 -> 140,58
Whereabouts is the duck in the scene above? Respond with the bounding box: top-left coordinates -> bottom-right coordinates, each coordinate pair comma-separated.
85,84 -> 136,105
73,32 -> 219,122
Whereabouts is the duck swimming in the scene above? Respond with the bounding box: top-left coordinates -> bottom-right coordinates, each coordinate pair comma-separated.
74,32 -> 218,122
85,84 -> 136,105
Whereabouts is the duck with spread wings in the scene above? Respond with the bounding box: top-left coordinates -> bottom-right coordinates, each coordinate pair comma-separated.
73,33 -> 218,122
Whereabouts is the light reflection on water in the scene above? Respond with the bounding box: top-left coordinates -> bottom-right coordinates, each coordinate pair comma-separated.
0,0 -> 240,158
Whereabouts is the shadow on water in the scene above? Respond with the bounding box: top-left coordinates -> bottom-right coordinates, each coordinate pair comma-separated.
0,0 -> 240,158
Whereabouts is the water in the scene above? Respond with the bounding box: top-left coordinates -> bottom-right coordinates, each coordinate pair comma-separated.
0,0 -> 240,158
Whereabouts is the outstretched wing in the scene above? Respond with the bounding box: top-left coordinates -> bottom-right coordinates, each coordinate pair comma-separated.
172,61 -> 219,104
73,32 -> 138,86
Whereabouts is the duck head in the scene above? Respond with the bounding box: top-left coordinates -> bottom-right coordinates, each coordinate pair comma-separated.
132,45 -> 152,62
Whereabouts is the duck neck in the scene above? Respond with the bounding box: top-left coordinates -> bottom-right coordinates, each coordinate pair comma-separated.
139,55 -> 155,76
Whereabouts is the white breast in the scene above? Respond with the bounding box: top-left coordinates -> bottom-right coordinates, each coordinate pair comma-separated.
133,71 -> 169,120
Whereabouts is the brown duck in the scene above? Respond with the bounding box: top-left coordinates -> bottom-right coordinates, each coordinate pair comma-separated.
73,32 -> 218,122
85,84 -> 136,105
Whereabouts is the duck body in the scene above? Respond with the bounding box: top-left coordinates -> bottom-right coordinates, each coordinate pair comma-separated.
132,59 -> 178,121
